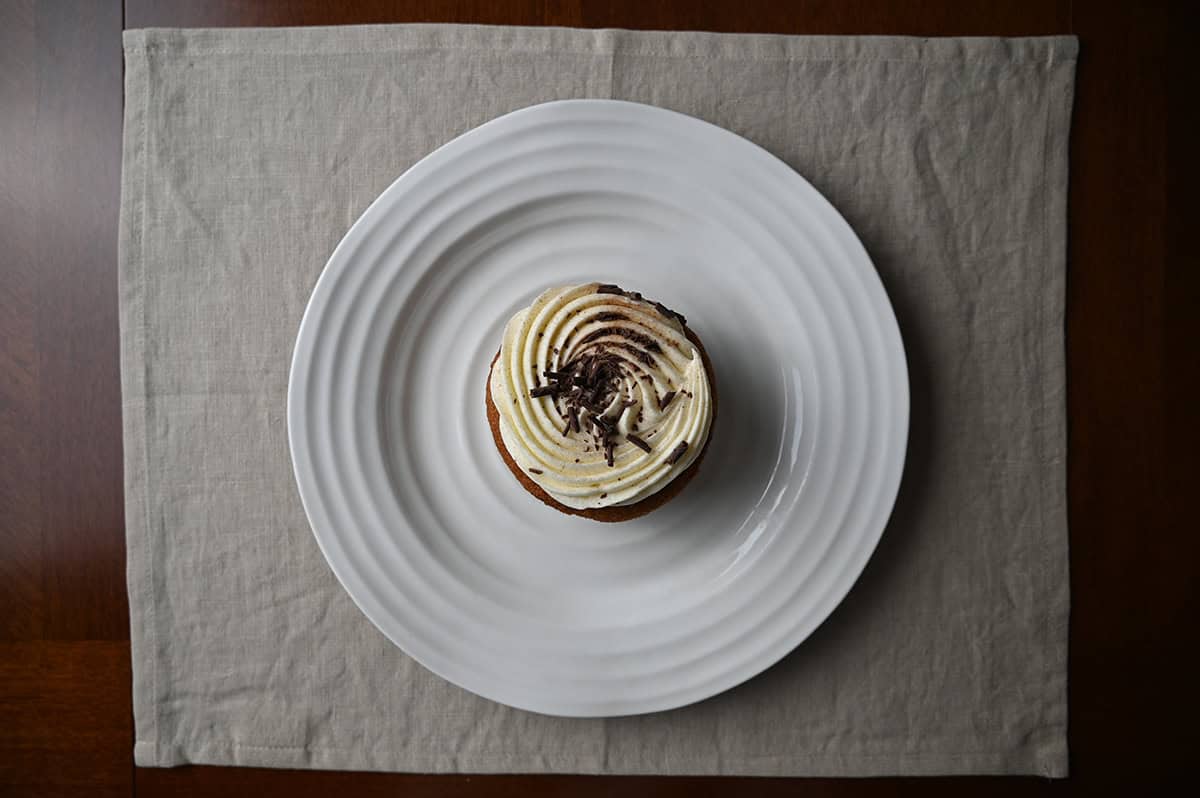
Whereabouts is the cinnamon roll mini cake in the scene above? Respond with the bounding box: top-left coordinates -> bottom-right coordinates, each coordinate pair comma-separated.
486,283 -> 716,521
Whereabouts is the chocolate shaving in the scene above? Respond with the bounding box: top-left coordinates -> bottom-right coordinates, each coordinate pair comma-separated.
528,468 -> 543,475
605,440 -> 615,467
596,283 -> 623,294
562,419 -> 571,437
630,347 -> 657,367
529,385 -> 557,398
588,311 -> 628,323
591,414 -> 614,433
666,441 -> 689,465
659,390 -> 676,409
578,327 -> 662,353
652,300 -> 687,326
598,341 -> 655,367
627,433 -> 652,453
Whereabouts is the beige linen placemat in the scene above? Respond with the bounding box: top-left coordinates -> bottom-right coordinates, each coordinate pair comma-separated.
119,25 -> 1075,776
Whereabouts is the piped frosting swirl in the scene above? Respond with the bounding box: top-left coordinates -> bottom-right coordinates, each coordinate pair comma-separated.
490,283 -> 713,509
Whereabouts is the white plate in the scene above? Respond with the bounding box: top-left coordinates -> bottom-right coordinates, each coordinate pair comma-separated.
288,100 -> 908,717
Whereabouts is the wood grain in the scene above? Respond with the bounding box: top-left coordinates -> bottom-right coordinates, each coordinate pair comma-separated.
0,0 -> 43,644
124,0 -> 584,28
135,769 -> 1063,797
0,1 -> 131,795
0,0 -> 1190,795
32,0 -> 128,644
1067,0 -> 1184,783
0,641 -> 132,798
123,0 -> 1071,35
579,0 -> 1070,34
0,0 -> 127,646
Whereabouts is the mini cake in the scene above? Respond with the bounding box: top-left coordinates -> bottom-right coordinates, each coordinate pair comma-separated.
486,282 -> 715,521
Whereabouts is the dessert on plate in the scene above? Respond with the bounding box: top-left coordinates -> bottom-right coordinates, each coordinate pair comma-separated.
486,282 -> 715,521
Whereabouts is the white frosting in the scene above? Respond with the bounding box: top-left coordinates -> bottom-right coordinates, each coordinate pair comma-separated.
490,283 -> 713,510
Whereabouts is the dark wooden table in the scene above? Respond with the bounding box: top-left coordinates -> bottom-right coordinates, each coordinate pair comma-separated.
1,1 -> 1193,795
